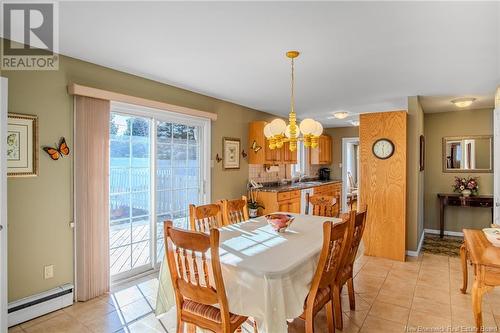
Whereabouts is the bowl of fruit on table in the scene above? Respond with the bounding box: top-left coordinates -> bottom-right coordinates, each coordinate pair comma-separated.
265,214 -> 295,232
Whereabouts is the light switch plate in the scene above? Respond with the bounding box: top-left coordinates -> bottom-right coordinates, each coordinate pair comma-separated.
44,265 -> 54,279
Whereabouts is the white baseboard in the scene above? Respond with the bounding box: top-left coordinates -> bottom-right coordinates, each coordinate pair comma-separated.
406,230 -> 425,257
8,284 -> 73,327
424,228 -> 464,237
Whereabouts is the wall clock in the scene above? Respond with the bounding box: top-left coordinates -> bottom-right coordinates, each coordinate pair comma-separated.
372,138 -> 394,160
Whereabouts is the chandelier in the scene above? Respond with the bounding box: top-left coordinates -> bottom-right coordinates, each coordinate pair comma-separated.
264,51 -> 323,152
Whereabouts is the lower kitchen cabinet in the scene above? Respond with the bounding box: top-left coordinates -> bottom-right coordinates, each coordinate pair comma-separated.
257,190 -> 301,215
253,182 -> 343,216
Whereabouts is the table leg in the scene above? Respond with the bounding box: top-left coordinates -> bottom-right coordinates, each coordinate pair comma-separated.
439,198 -> 445,238
472,280 -> 484,330
460,243 -> 468,294
471,267 -> 493,331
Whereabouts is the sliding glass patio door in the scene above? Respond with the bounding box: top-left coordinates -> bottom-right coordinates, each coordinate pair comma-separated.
109,102 -> 210,280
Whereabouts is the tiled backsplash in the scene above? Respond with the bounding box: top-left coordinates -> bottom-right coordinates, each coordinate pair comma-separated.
249,164 -> 322,183
309,165 -> 321,178
249,164 -> 288,183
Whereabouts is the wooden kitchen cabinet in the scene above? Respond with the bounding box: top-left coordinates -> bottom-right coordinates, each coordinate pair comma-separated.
258,190 -> 301,215
265,141 -> 281,164
288,198 -> 301,213
310,134 -> 332,165
278,198 -> 300,213
282,142 -> 298,164
313,182 -> 342,210
254,183 -> 342,216
248,121 -> 296,164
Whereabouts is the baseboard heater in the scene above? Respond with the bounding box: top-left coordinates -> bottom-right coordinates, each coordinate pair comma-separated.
8,284 -> 73,327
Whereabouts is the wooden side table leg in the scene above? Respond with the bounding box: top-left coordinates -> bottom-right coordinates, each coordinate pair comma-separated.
460,243 -> 468,294
472,280 -> 485,330
439,197 -> 445,238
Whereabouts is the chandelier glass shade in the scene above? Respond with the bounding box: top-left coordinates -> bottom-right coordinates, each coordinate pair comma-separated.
264,51 -> 323,152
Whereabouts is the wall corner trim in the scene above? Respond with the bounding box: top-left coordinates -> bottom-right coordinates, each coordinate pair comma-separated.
67,83 -> 218,121
406,229 -> 425,257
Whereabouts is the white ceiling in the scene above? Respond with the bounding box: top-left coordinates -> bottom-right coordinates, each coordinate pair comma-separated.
419,95 -> 495,114
7,1 -> 500,126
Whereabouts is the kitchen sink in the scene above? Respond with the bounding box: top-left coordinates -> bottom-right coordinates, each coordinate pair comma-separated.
299,181 -> 323,186
288,181 -> 324,188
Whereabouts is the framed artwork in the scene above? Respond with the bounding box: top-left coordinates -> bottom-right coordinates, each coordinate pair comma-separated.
222,137 -> 240,169
419,135 -> 425,171
7,113 -> 38,177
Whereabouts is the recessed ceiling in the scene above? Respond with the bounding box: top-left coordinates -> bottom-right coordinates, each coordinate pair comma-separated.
4,1 -> 499,127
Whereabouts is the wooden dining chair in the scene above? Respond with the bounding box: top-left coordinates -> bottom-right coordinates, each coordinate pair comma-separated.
221,196 -> 249,225
189,203 -> 223,232
299,219 -> 350,333
305,193 -> 341,218
332,207 -> 367,330
164,220 -> 248,333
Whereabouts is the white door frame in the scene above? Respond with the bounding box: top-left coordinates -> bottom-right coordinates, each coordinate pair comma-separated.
342,137 -> 359,212
494,87 -> 500,225
1,77 -> 8,332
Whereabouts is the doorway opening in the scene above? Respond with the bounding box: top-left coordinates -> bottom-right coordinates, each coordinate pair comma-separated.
342,137 -> 359,212
109,102 -> 210,282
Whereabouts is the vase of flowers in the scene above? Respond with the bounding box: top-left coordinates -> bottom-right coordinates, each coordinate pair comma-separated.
452,176 -> 479,197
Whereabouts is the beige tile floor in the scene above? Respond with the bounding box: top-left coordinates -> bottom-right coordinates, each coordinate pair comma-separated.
8,253 -> 500,333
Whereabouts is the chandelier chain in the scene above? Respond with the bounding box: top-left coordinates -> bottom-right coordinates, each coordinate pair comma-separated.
263,50 -> 323,151
291,57 -> 295,114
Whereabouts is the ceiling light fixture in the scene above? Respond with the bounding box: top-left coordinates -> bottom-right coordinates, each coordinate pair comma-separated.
451,97 -> 476,108
333,111 -> 349,119
264,51 -> 323,151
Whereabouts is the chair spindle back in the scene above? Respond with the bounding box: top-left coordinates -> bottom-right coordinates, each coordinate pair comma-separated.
307,194 -> 341,218
164,221 -> 229,311
189,203 -> 223,232
221,196 -> 249,225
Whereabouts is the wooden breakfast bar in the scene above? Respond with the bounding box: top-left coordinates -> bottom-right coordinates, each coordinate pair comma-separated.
460,229 -> 500,329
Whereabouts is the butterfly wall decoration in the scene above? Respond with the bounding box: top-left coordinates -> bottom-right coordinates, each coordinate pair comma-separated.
251,140 -> 262,153
43,137 -> 70,160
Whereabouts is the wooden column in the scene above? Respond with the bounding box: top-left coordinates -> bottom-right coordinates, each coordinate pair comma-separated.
359,111 -> 407,261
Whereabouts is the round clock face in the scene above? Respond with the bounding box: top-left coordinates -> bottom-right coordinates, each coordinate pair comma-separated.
372,139 -> 394,159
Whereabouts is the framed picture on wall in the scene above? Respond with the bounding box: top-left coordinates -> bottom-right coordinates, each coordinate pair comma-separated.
419,135 -> 425,171
223,137 -> 241,169
7,113 -> 38,177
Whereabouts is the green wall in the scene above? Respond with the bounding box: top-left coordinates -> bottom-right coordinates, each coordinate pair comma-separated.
424,108 -> 493,233
406,97 -> 425,252
3,50 -> 273,302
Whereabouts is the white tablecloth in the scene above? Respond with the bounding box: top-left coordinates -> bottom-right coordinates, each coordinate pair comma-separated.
156,213 -> 345,333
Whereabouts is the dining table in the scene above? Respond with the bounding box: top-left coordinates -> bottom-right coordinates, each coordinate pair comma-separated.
155,212 -> 361,333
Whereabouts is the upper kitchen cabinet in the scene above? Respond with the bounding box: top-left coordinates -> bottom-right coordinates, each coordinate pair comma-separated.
248,121 -> 295,164
281,142 -> 297,164
310,134 -> 332,165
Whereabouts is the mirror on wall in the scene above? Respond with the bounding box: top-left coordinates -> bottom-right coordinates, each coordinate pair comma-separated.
442,136 -> 493,173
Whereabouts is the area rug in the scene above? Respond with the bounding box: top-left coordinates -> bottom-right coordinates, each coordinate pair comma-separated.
422,233 -> 463,257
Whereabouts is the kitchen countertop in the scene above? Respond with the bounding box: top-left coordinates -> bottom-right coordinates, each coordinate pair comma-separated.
254,179 -> 342,193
